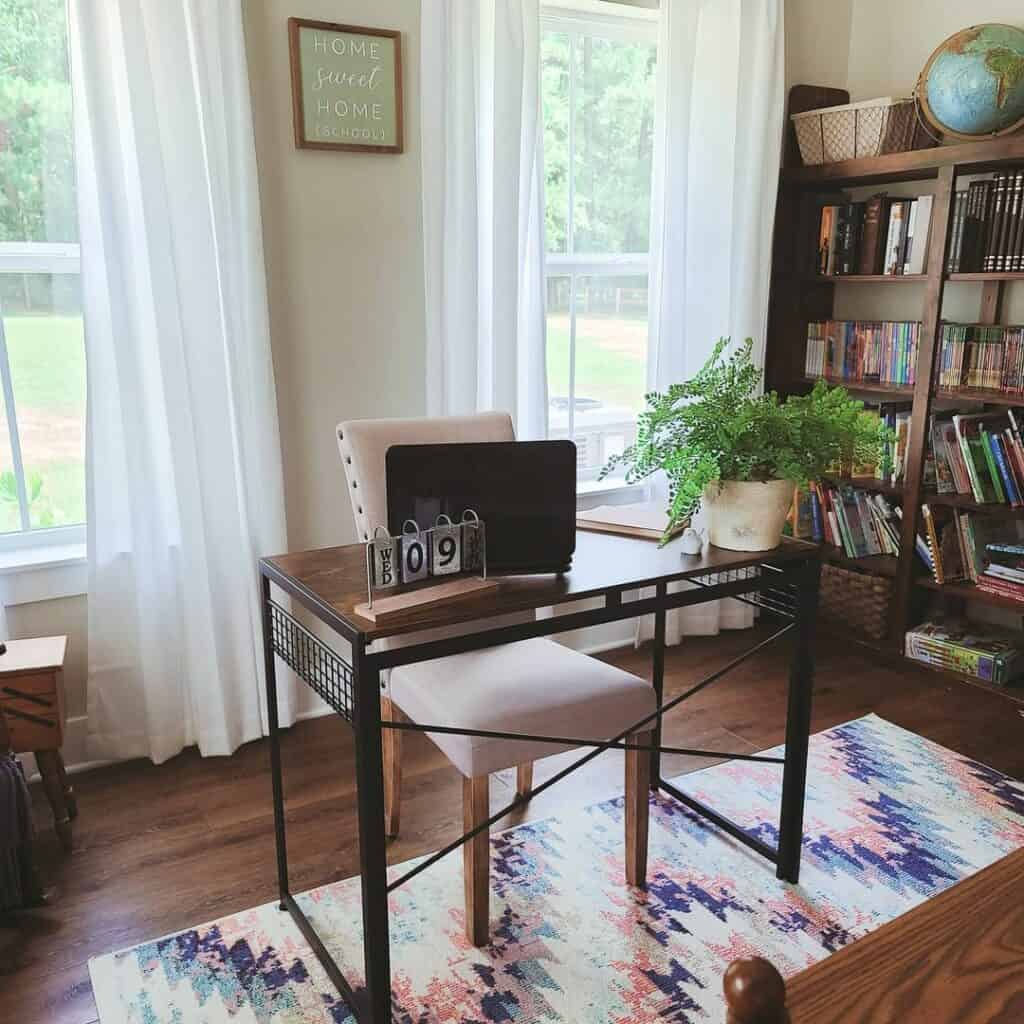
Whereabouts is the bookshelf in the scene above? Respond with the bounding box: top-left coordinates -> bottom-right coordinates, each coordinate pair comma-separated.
766,85 -> 1024,681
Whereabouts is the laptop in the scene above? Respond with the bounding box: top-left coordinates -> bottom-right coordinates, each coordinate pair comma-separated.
385,440 -> 577,573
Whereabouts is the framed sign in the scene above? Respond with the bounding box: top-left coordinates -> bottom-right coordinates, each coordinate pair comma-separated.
288,18 -> 403,154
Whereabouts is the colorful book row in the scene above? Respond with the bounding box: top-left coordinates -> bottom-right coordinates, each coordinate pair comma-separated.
804,320 -> 920,385
809,482 -> 901,560
935,323 -> 1024,393
930,410 -> 1024,507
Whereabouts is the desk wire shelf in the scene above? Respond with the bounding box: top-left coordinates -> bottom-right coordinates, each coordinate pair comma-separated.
269,600 -> 354,721
691,564 -> 799,620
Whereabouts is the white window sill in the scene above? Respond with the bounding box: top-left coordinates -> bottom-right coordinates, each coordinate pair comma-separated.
577,477 -> 648,511
0,542 -> 87,604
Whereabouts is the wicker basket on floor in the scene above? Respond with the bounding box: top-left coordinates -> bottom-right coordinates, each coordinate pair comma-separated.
819,562 -> 892,640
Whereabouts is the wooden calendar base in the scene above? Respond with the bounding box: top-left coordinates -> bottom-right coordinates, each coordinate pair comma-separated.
354,577 -> 500,624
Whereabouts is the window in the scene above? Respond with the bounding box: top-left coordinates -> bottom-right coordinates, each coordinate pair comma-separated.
0,0 -> 84,548
541,3 -> 657,481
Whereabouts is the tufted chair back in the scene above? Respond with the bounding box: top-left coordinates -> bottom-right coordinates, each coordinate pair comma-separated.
336,412 -> 533,652
337,412 -> 515,544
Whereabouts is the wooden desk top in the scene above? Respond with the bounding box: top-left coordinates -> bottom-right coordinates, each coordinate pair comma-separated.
263,531 -> 817,641
787,848 -> 1024,1023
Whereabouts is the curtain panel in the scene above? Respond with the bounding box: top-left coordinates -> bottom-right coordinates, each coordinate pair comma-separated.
421,0 -> 549,440
71,0 -> 292,764
638,0 -> 785,643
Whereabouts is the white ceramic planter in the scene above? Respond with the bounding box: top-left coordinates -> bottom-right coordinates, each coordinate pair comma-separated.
702,478 -> 794,552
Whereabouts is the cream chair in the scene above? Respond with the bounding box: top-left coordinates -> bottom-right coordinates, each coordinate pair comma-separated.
337,413 -> 655,946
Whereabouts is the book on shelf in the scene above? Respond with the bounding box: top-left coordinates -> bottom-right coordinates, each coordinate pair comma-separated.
804,320 -> 920,386
935,322 -> 1024,393
945,169 -> 1024,273
979,541 -> 1024,601
905,619 -> 1024,686
858,194 -> 887,275
916,509 -> 1024,593
892,504 -> 934,571
920,503 -> 970,585
816,194 -> 933,276
786,486 -> 819,542
814,481 -> 900,559
927,409 -> 1024,506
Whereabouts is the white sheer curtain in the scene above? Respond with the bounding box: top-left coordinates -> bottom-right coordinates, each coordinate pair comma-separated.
421,0 -> 548,439
638,0 -> 785,644
71,0 -> 293,764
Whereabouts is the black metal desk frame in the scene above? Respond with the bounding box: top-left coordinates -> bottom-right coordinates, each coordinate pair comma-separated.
259,549 -> 821,1023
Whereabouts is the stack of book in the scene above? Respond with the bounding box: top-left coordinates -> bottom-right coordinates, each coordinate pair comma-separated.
935,322 -> 1024,393
946,170 -> 1024,273
811,482 -> 901,559
979,543 -> 1024,602
905,619 -> 1024,686
817,195 -> 933,276
918,503 -> 1024,588
805,320 -> 920,385
929,410 -> 1024,506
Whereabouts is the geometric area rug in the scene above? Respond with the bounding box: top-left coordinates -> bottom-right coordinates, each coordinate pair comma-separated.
89,714 -> 1024,1022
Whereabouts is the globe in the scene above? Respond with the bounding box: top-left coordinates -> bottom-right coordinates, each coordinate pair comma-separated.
918,24 -> 1024,140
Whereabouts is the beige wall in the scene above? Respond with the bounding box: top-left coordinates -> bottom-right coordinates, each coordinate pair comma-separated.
243,0 -> 426,554
846,2 -> 1024,100
784,0 -> 851,92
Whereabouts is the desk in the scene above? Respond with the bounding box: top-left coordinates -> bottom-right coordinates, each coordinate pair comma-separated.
786,847 -> 1024,1022
260,530 -> 821,1023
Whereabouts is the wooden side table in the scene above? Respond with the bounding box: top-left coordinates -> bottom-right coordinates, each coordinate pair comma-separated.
0,636 -> 73,851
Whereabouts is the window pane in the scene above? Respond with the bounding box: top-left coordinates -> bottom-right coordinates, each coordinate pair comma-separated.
1,273 -> 85,528
0,382 -> 20,533
545,274 -> 572,442
572,275 -> 647,477
0,0 -> 77,244
573,34 -> 656,255
541,31 -> 570,255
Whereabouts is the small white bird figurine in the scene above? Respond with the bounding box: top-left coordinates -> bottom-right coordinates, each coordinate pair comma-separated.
680,527 -> 704,555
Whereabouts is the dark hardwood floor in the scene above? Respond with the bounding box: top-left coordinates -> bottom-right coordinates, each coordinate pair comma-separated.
3,627 -> 1023,1024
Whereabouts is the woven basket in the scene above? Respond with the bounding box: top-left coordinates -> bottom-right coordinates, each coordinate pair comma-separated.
819,562 -> 892,640
791,97 -> 935,166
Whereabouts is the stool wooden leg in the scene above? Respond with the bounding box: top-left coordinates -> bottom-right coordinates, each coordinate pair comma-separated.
515,762 -> 534,800
381,696 -> 402,839
625,731 -> 651,888
35,749 -> 72,853
463,774 -> 490,946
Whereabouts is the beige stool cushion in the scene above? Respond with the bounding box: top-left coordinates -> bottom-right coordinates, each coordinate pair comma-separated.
390,638 -> 656,778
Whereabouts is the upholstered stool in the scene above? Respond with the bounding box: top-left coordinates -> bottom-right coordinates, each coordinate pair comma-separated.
391,637 -> 656,945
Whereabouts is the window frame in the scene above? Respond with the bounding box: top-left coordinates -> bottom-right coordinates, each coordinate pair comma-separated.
540,2 -> 658,480
0,242 -> 86,552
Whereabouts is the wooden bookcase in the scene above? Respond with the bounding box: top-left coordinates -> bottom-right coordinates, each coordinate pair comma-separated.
766,86 -> 1024,699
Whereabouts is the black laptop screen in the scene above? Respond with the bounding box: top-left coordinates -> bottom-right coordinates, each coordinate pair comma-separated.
385,440 -> 576,573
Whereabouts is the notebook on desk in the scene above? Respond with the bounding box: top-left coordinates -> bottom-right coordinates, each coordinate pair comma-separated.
386,440 -> 576,573
577,502 -> 686,542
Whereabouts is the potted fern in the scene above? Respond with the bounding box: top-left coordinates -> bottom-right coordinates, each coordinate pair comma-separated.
602,338 -> 889,551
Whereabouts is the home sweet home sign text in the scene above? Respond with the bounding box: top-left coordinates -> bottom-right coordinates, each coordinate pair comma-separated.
288,18 -> 403,153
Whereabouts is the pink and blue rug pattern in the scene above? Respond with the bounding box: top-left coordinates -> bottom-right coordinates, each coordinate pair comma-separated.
89,715 -> 1024,1022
